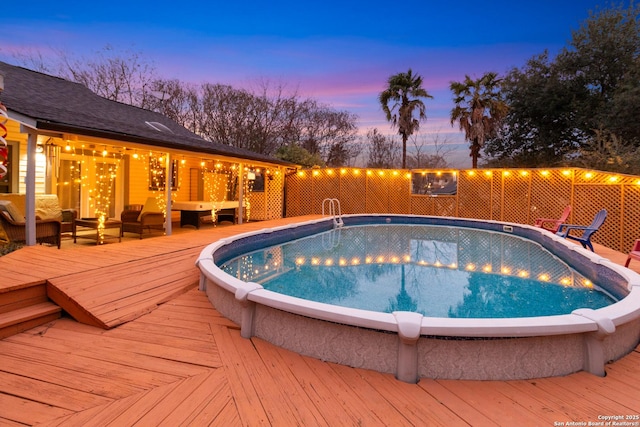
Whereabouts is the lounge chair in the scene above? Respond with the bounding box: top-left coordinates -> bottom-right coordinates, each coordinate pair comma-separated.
625,239 -> 640,267
555,209 -> 607,252
534,205 -> 572,233
121,197 -> 165,239
0,201 -> 61,248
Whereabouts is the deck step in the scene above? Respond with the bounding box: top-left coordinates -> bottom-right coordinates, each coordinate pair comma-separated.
0,301 -> 62,339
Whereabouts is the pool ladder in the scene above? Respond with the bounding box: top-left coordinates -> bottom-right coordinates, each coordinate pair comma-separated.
322,198 -> 344,228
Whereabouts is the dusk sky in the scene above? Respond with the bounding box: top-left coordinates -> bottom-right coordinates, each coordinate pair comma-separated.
1,1 -> 606,167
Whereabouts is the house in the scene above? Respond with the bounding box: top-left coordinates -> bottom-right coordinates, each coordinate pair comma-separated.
0,61 -> 294,244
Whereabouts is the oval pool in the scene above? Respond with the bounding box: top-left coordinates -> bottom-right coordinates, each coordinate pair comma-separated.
197,215 -> 640,382
219,224 -> 616,318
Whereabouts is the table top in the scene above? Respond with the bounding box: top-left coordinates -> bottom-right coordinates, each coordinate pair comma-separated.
172,201 -> 241,211
75,218 -> 122,226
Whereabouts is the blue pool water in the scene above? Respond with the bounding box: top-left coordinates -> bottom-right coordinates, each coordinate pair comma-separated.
220,224 -> 616,318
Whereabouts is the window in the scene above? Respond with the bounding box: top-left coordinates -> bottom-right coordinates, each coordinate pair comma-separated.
411,172 -> 457,195
149,157 -> 179,191
250,170 -> 265,192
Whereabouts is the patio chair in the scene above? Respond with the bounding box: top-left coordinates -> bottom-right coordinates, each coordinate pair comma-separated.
121,197 -> 165,239
0,202 -> 61,248
625,239 -> 640,267
555,209 -> 607,252
534,205 -> 572,233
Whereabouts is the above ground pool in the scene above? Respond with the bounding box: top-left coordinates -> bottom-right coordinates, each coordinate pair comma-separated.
219,224 -> 616,319
197,214 -> 640,382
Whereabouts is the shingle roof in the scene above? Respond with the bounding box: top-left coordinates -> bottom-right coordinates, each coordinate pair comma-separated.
0,61 -> 293,166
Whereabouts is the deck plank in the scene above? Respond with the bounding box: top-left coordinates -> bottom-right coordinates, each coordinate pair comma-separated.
262,336 -> 354,425
211,323 -> 272,426
300,354 -> 392,425
328,362 -> 437,425
345,370 -> 470,426
0,393 -> 73,426
6,321 -> 211,380
155,370 -> 232,426
0,370 -> 113,412
0,353 -> 146,398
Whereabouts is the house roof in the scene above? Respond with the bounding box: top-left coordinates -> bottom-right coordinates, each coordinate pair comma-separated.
0,61 -> 294,167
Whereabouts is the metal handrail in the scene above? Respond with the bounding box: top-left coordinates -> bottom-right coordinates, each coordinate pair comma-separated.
322,198 -> 343,228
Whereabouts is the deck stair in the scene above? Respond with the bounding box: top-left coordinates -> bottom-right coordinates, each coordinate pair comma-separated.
0,282 -> 62,339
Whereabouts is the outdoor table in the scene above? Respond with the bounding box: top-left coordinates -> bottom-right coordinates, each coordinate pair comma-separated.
172,201 -> 241,228
73,218 -> 122,244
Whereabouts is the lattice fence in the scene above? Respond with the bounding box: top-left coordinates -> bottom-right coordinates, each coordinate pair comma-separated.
247,168 -> 285,221
284,167 -> 640,253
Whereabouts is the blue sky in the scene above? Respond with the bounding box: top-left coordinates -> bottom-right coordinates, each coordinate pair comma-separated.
0,1 -> 606,167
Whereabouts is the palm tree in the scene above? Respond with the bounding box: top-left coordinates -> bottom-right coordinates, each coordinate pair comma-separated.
379,69 -> 433,169
450,72 -> 508,168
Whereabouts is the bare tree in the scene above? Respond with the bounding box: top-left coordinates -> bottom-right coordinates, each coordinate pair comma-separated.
18,46 -> 360,161
406,131 -> 454,169
58,45 -> 157,107
200,83 -> 258,149
144,78 -> 202,134
301,103 -> 359,165
5,47 -> 56,74
365,128 -> 400,168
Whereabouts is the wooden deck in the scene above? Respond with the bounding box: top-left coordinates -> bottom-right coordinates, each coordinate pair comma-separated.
0,217 -> 639,426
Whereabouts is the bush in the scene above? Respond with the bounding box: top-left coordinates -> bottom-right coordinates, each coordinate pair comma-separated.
0,241 -> 23,256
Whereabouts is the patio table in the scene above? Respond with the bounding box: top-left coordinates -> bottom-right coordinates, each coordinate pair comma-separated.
73,218 -> 122,244
172,201 -> 241,228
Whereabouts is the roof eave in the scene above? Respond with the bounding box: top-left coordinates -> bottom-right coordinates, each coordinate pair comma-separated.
35,120 -> 297,168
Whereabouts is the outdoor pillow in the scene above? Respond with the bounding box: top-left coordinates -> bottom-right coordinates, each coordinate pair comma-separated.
138,197 -> 163,221
35,194 -> 64,221
0,200 -> 25,223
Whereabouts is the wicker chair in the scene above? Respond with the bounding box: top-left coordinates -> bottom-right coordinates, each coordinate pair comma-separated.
60,209 -> 78,235
120,199 -> 165,239
0,210 -> 61,248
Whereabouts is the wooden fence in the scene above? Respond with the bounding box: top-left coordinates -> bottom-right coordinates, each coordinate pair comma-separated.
284,167 -> 640,253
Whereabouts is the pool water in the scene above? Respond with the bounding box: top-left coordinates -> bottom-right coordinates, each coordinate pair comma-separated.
220,224 -> 616,318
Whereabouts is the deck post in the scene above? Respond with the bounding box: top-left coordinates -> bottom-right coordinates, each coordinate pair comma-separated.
164,153 -> 172,236
238,162 -> 244,224
24,128 -> 37,246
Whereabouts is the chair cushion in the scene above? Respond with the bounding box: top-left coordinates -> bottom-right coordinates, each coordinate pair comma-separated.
138,197 -> 163,222
0,200 -> 25,223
